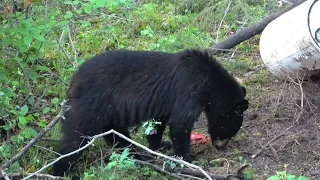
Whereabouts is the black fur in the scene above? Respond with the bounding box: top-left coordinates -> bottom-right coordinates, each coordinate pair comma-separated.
53,49 -> 249,177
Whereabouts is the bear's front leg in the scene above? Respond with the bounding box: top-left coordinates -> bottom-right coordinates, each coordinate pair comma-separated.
169,124 -> 192,162
147,122 -> 172,150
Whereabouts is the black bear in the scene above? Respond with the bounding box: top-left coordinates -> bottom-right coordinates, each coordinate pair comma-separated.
53,49 -> 249,177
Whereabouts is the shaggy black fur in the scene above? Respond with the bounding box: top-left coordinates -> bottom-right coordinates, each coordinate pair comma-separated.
53,49 -> 249,177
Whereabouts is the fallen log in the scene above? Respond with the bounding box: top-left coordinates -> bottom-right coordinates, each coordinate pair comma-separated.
206,0 -> 307,56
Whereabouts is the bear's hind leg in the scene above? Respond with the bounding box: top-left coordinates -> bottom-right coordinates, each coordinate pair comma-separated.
146,123 -> 171,151
53,131 -> 88,177
103,124 -> 132,148
103,124 -> 155,161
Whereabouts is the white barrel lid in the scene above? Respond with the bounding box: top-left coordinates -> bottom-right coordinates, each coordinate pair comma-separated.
308,0 -> 320,49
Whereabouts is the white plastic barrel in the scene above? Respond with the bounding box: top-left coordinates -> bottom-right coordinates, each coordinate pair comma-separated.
259,0 -> 320,80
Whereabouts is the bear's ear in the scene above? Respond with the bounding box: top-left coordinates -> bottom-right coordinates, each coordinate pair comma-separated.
241,86 -> 246,97
236,99 -> 249,112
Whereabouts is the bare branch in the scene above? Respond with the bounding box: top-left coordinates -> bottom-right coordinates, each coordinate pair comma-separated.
55,37 -> 75,68
30,144 -> 61,156
1,100 -> 70,170
15,50 -> 32,103
67,24 -> 78,67
179,174 -> 204,180
22,129 -> 213,180
0,169 -> 10,180
34,59 -> 69,86
108,153 -> 241,180
215,0 -> 232,44
2,172 -> 68,180
147,162 -> 247,180
134,159 -> 184,180
33,73 -> 54,108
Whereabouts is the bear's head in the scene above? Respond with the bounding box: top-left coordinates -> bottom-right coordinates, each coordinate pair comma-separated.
206,87 -> 249,150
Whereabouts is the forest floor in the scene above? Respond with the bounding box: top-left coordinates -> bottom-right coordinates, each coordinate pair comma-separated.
192,68 -> 320,179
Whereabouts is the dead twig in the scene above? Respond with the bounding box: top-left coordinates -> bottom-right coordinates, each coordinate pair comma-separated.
134,159 -> 184,180
226,177 -> 241,180
0,169 -> 10,180
179,174 -> 204,180
67,24 -> 78,67
290,77 -> 304,123
171,167 -> 227,180
55,37 -> 75,68
216,0 -> 232,44
1,172 -> 68,180
269,145 -> 279,161
34,59 -> 69,86
135,158 -> 237,180
0,100 -> 70,170
29,144 -> 61,156
33,73 -> 54,108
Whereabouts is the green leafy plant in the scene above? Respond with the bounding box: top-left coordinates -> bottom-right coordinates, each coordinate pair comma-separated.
243,167 -> 256,179
83,148 -> 136,179
162,157 -> 185,170
142,119 -> 162,135
267,165 -> 311,180
105,148 -> 136,170
140,25 -> 154,38
141,167 -> 159,177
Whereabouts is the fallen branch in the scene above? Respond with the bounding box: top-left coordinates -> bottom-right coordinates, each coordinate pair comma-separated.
206,0 -> 306,55
179,174 -> 204,180
134,159 -> 184,180
22,129 -> 213,180
135,158 -> 243,180
171,167 -> 227,180
0,100 -> 70,170
0,169 -> 10,180
1,172 -> 68,180
136,160 -> 251,180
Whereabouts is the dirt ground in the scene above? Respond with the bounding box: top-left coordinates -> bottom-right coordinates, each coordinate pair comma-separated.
191,70 -> 320,179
